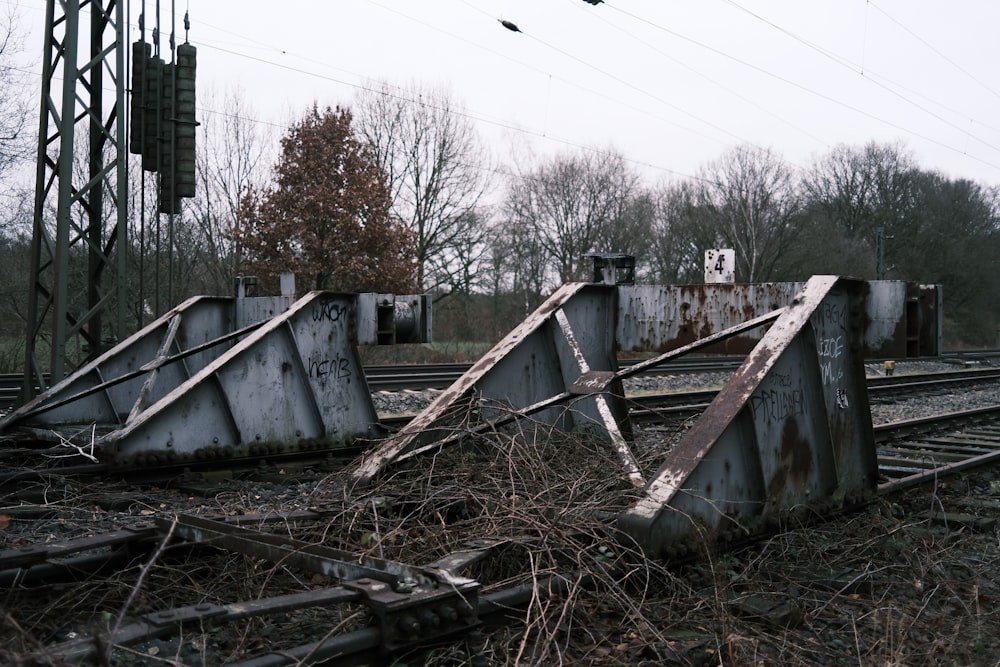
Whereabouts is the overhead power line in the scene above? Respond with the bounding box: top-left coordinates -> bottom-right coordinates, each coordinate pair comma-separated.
868,1 -> 1000,104
601,0 -> 1000,173
718,0 -> 1000,159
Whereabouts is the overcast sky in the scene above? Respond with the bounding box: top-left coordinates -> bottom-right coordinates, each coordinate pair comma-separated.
14,0 -> 1000,185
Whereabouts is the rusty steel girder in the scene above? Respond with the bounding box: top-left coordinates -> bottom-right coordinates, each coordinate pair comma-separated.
615,279 -> 941,357
352,282 -> 642,485
618,276 -> 878,556
352,276 -> 879,557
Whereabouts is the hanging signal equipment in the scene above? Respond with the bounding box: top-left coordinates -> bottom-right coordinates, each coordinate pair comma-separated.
129,38 -> 199,214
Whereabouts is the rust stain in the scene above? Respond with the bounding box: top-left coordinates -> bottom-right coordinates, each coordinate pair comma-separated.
767,419 -> 812,499
637,332 -> 763,356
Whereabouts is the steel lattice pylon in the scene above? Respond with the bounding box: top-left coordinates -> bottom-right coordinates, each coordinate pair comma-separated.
22,0 -> 127,401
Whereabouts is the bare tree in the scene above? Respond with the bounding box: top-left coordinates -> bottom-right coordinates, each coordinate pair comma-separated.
354,81 -> 491,294
0,193 -> 32,364
898,171 -> 1000,342
646,180 -> 708,284
694,145 -> 800,282
504,149 -> 645,286
0,2 -> 31,183
490,211 -> 548,314
189,87 -> 274,293
596,186 -> 655,268
801,141 -> 916,278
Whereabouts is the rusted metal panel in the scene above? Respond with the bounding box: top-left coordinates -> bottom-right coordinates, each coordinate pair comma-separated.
860,281 -> 940,358
616,280 -> 942,358
616,283 -> 800,355
864,281 -> 910,358
618,277 -> 878,557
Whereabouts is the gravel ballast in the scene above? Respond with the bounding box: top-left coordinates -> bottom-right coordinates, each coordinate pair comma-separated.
373,360 -> 1000,424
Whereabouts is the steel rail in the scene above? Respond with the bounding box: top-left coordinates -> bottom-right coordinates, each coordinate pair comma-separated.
2,369 -> 997,481
3,356 -> 997,405
875,405 -> 1000,494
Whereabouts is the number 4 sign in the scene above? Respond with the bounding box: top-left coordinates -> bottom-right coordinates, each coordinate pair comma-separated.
704,249 -> 735,283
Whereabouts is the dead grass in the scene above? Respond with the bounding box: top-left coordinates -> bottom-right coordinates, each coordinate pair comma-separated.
303,409 -> 1000,666
3,413 -> 1000,665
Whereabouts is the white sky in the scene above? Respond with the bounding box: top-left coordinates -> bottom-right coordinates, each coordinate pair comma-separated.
11,0 -> 1000,185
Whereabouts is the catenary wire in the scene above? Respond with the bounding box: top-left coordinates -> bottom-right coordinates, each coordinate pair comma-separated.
601,0 -> 1000,173
719,0 -> 1000,157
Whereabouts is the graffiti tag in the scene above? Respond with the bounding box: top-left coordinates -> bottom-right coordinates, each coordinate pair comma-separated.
750,388 -> 805,424
308,353 -> 352,382
311,299 -> 348,323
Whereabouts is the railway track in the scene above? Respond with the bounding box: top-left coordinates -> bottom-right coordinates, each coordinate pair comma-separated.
2,355 -> 995,411
619,367 -> 1000,423
6,350 -> 997,403
2,374 -> 1000,664
1,368 -> 997,483
0,358 -> 749,409
2,368 -> 996,481
876,405 -> 1000,492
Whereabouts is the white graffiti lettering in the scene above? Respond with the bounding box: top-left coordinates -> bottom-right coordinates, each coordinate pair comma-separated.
817,335 -> 844,359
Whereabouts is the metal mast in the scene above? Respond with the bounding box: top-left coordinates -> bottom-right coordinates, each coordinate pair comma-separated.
22,0 -> 128,400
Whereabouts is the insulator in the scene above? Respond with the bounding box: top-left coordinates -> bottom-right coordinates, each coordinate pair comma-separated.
142,56 -> 164,172
173,43 -> 197,199
158,62 -> 180,214
129,41 -> 151,155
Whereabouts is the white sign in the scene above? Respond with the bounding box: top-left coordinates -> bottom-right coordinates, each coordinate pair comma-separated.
704,249 -> 735,283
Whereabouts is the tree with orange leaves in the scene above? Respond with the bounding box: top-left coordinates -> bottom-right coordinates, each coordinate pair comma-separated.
236,105 -> 416,294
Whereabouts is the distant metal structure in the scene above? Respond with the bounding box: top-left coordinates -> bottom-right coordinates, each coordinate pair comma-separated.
22,0 -> 127,400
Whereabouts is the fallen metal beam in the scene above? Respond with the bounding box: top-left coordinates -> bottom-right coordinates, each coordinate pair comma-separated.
41,587 -> 366,664
163,514 -> 481,653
